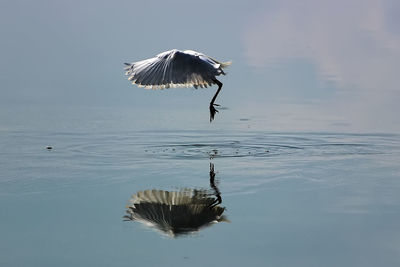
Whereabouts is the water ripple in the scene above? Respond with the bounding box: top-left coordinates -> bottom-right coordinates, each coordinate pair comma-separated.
5,131 -> 394,163
137,132 -> 388,160
146,141 -> 302,159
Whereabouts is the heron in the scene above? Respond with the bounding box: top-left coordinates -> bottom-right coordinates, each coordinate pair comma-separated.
124,49 -> 231,122
124,163 -> 228,237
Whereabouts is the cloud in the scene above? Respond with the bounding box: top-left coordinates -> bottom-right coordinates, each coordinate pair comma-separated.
243,0 -> 400,132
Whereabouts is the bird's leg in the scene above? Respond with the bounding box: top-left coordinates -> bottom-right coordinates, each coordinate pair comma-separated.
210,79 -> 223,122
209,162 -> 222,207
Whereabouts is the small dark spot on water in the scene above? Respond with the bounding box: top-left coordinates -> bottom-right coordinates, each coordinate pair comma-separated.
46,146 -> 53,150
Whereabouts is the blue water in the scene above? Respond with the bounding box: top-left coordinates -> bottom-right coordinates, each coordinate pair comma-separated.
1,107 -> 400,267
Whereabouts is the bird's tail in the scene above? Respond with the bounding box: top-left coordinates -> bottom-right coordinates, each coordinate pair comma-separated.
209,56 -> 232,69
219,61 -> 232,68
215,60 -> 231,75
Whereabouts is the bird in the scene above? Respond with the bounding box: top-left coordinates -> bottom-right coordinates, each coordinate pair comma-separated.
124,188 -> 227,237
124,49 -> 231,122
124,163 -> 228,238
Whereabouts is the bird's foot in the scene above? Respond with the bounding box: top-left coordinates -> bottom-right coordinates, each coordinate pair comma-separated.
209,103 -> 219,122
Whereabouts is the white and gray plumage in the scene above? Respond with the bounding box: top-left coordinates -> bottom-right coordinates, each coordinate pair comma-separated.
123,163 -> 227,238
123,189 -> 227,238
124,49 -> 231,122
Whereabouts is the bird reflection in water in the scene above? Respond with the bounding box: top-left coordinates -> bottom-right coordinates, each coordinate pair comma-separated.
124,163 -> 228,237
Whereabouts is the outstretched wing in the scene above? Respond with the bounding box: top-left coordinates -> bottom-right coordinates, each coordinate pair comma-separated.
124,49 -> 227,89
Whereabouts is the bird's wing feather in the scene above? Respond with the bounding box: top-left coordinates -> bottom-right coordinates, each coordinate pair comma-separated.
125,50 -> 224,89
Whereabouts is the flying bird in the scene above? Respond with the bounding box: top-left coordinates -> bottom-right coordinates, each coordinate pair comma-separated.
124,163 -> 228,237
124,49 -> 231,122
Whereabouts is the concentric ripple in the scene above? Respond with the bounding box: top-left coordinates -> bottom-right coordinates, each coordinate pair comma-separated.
15,131 -> 393,163
140,132 -> 388,160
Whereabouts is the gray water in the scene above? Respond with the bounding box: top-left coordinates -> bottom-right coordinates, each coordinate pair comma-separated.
2,0 -> 400,266
1,107 -> 400,267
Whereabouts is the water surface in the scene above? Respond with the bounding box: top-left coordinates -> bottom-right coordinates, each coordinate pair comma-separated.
1,108 -> 400,266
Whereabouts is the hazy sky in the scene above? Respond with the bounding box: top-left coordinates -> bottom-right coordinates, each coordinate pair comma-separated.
1,0 -> 400,132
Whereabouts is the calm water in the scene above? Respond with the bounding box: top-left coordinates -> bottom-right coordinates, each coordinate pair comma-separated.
2,0 -> 400,265
1,107 -> 400,267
